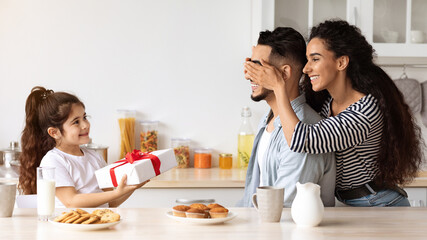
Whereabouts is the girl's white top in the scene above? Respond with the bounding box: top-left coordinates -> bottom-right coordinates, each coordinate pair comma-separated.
40,147 -> 108,208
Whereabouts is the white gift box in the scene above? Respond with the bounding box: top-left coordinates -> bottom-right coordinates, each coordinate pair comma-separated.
95,148 -> 177,189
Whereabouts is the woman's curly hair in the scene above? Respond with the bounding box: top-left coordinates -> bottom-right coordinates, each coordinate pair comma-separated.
302,19 -> 424,187
19,86 -> 84,194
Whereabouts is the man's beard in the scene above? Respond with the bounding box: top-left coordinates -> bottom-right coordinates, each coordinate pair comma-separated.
251,88 -> 273,102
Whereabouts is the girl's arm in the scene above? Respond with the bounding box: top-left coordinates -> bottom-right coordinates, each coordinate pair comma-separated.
55,175 -> 148,208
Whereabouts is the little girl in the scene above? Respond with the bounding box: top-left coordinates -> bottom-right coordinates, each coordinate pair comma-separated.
19,86 -> 147,208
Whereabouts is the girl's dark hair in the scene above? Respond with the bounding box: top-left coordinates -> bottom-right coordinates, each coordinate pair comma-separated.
303,19 -> 423,187
19,86 -> 84,194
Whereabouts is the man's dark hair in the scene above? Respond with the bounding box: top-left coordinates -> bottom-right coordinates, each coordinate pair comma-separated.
257,27 -> 307,73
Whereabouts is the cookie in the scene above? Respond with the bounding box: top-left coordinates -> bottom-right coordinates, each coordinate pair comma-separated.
92,209 -> 114,217
54,212 -> 74,222
81,215 -> 100,224
100,212 -> 121,223
72,215 -> 90,224
65,213 -> 81,223
61,212 -> 79,223
76,208 -> 89,215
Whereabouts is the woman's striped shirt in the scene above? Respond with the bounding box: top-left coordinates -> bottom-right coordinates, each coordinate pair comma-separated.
290,94 -> 383,190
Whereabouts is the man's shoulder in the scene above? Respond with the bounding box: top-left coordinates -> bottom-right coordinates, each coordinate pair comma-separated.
295,102 -> 324,124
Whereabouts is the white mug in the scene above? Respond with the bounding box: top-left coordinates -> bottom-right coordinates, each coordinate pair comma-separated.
0,182 -> 17,217
252,186 -> 284,222
411,30 -> 424,43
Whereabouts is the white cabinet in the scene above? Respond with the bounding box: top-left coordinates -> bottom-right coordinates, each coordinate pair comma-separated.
120,188 -> 245,208
404,187 -> 426,207
359,0 -> 427,57
251,0 -> 350,44
253,0 -> 427,57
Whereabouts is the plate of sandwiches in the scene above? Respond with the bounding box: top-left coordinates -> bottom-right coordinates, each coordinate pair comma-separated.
48,208 -> 121,231
166,203 -> 237,225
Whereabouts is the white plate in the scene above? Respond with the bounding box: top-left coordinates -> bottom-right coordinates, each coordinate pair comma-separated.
165,211 -> 237,224
48,218 -> 121,231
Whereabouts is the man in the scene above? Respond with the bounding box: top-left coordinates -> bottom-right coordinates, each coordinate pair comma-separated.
238,27 -> 336,207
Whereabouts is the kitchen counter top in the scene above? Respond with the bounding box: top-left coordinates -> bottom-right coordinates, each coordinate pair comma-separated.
143,167 -> 247,188
404,171 -> 427,187
2,207 -> 427,239
143,167 -> 427,188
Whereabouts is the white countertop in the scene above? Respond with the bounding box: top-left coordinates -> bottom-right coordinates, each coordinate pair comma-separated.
144,167 -> 427,188
1,207 -> 427,239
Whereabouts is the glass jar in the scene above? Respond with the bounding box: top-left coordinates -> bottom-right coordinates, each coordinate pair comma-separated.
81,139 -> 108,162
1,141 -> 21,171
117,109 -> 136,159
140,120 -> 159,152
194,148 -> 212,169
219,153 -> 233,169
171,138 -> 190,168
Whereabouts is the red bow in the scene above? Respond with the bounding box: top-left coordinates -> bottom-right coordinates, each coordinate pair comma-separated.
109,150 -> 161,187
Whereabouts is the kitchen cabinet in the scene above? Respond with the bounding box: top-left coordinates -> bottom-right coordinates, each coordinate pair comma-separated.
404,187 -> 426,207
120,168 -> 246,208
252,0 -> 427,57
120,188 -> 244,208
359,0 -> 427,57
120,168 -> 427,208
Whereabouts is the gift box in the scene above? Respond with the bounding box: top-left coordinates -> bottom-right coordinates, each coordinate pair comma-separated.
95,148 -> 177,189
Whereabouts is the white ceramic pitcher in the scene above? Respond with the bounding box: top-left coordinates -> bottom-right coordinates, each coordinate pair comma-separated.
291,182 -> 324,227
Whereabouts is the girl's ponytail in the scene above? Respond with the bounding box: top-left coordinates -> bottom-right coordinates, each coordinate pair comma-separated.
19,87 -> 55,194
19,86 -> 82,194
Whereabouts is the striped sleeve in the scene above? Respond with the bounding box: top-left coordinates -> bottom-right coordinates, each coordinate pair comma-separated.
290,110 -> 372,154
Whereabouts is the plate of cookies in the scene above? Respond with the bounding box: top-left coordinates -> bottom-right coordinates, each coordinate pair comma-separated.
166,203 -> 237,224
48,208 -> 121,230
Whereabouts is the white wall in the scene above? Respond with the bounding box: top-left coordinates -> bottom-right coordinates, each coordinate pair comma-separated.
1,1 -> 426,169
0,0 -> 269,166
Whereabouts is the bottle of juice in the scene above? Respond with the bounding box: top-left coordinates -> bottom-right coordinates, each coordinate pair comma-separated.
237,106 -> 254,168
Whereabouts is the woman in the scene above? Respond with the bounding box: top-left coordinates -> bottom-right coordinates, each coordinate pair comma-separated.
244,19 -> 423,207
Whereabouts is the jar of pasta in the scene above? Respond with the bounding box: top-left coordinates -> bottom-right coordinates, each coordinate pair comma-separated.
219,153 -> 232,169
171,138 -> 190,168
194,148 -> 212,169
117,109 -> 136,159
140,120 -> 159,152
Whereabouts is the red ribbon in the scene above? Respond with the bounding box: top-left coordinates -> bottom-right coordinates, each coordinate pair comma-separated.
109,150 -> 161,187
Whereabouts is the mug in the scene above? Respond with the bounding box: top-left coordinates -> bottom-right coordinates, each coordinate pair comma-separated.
252,186 -> 284,222
411,30 -> 424,43
0,182 -> 17,217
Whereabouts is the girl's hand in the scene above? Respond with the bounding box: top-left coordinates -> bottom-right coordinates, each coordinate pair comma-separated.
244,59 -> 285,91
115,175 -> 150,196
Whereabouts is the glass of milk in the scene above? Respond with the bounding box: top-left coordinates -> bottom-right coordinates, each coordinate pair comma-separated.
37,167 -> 55,221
